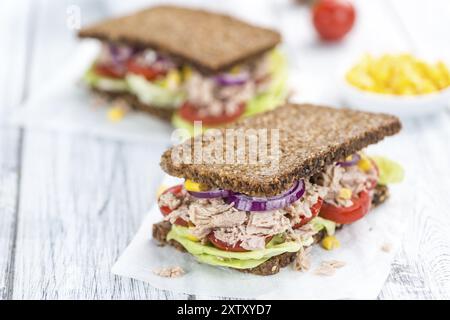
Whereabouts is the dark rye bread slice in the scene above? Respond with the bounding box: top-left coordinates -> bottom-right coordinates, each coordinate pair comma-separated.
91,88 -> 173,121
152,185 -> 389,276
78,5 -> 281,74
160,104 -> 401,196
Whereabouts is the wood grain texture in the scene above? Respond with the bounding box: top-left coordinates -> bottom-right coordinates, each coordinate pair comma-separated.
9,0 -> 191,300
377,0 -> 450,299
1,0 -> 450,300
0,0 -> 35,300
12,132 -> 184,299
0,128 -> 21,300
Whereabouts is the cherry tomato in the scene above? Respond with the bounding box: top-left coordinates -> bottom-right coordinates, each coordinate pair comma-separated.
94,63 -> 126,79
178,102 -> 246,126
208,233 -> 273,252
319,191 -> 371,224
158,184 -> 188,227
293,198 -> 324,229
312,0 -> 356,41
127,59 -> 167,81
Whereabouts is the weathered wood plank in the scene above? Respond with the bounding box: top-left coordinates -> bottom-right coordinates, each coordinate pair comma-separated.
377,0 -> 450,300
0,0 -> 35,300
7,0 -> 450,299
12,132 -> 187,299
11,0 -> 191,299
379,116 -> 450,299
0,129 -> 21,300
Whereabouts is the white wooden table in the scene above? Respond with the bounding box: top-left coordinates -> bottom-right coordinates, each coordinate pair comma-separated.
1,0 -> 450,299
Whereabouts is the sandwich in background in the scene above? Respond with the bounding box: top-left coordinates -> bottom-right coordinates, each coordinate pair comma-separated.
153,104 -> 404,275
78,5 -> 288,132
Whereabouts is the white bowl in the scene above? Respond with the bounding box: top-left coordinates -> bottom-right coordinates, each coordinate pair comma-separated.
339,58 -> 450,118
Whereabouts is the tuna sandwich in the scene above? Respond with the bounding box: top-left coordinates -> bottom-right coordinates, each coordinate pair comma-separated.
153,104 -> 403,275
78,5 -> 288,132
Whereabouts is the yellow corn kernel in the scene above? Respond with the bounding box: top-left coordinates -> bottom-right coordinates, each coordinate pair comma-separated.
437,61 -> 450,83
164,69 -> 181,89
186,233 -> 199,242
156,184 -> 168,198
184,179 -> 207,192
346,53 -> 450,95
230,65 -> 241,74
420,79 -> 437,94
182,65 -> 192,80
107,106 -> 126,122
186,225 -> 199,242
358,158 -> 373,172
321,236 -> 340,251
338,188 -> 352,200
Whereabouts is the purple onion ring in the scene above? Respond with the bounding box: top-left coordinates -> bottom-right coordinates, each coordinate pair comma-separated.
214,72 -> 250,86
188,189 -> 230,199
225,180 -> 305,212
336,153 -> 361,167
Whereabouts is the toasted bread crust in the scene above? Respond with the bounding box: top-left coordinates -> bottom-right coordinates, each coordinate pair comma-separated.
78,5 -> 281,74
91,88 -> 174,121
151,185 -> 389,276
161,104 -> 401,196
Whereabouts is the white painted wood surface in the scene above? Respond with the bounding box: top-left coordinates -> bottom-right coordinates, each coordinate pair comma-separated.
1,0 -> 449,299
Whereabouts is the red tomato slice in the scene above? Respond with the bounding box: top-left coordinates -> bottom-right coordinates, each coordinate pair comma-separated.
293,198 -> 324,229
207,233 -> 248,252
126,59 -> 167,81
208,233 -> 273,252
158,184 -> 188,227
178,102 -> 246,126
312,0 -> 356,41
94,63 -> 125,79
319,191 -> 371,224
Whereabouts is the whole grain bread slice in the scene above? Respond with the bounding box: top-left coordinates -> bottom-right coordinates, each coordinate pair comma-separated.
161,104 -> 401,196
151,184 -> 389,276
78,5 -> 281,74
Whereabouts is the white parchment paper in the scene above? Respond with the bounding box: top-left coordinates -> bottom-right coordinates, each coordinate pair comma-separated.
112,169 -> 410,299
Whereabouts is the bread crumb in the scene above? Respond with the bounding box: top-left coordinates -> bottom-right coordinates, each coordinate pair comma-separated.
314,260 -> 346,276
293,247 -> 311,272
153,266 -> 185,278
381,243 -> 392,253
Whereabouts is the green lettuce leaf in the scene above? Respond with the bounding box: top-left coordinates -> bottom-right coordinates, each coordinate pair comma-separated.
171,113 -> 199,136
195,253 -> 270,269
83,68 -> 128,91
126,73 -> 185,108
243,48 -> 288,117
311,217 -> 336,236
371,156 -> 405,185
166,225 -> 302,269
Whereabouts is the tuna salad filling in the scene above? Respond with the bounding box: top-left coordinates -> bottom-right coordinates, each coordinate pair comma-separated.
157,154 -> 383,252
159,181 -> 328,251
312,156 -> 379,207
183,54 -> 273,118
84,42 -> 287,126
154,154 -> 407,271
